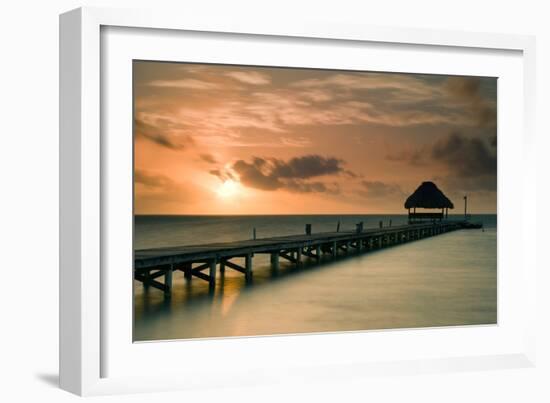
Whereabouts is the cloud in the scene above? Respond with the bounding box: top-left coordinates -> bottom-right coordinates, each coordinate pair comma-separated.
269,155 -> 345,179
431,132 -> 496,178
384,132 -> 496,193
285,180 -> 340,195
135,170 -> 174,188
299,89 -> 334,102
147,79 -> 220,90
291,72 -> 438,100
213,154 -> 350,193
445,77 -> 496,128
360,180 -> 404,199
225,71 -> 271,85
134,170 -> 193,202
134,170 -> 200,214
386,130 -> 497,177
137,64 -> 498,153
199,153 -> 217,164
159,78 -> 472,145
386,146 -> 428,166
209,168 -> 236,182
280,136 -> 311,147
231,158 -> 280,190
134,117 -> 194,150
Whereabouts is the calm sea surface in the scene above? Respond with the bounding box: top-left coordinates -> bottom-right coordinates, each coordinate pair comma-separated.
134,214 -> 497,341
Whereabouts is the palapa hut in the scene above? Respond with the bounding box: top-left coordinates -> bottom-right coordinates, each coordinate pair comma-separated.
404,181 -> 454,223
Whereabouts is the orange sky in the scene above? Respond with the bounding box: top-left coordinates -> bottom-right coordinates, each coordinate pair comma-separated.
134,61 -> 497,215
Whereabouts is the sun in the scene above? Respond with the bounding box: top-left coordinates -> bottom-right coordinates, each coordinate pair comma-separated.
216,179 -> 240,199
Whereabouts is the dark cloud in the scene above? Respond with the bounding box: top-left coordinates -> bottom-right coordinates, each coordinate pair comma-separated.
432,132 -> 496,178
216,154 -> 349,193
343,169 -> 361,178
360,180 -> 404,199
200,153 -> 217,164
286,180 -> 340,195
445,77 -> 496,128
385,132 -> 497,193
209,168 -> 236,183
270,155 -> 345,179
232,158 -> 280,191
134,118 -> 194,150
135,170 -> 175,188
429,132 -> 497,192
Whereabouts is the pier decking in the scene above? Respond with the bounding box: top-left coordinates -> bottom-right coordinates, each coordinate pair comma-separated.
134,220 -> 476,296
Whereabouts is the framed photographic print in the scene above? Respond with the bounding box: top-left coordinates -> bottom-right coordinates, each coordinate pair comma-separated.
132,61 -> 498,342
60,7 -> 537,396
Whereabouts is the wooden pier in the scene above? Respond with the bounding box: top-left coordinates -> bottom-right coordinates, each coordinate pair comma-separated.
134,220 -> 477,297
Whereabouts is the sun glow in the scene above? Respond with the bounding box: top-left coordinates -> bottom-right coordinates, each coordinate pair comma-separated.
216,179 -> 240,199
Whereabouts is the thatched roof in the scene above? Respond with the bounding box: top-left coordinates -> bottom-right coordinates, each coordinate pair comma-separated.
404,181 -> 454,209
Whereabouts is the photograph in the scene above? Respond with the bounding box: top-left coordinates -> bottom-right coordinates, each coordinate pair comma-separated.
132,61 -> 497,342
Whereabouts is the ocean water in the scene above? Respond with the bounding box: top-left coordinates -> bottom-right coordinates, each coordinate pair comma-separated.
134,214 -> 497,341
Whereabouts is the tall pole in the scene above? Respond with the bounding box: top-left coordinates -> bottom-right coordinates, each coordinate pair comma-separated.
464,195 -> 468,220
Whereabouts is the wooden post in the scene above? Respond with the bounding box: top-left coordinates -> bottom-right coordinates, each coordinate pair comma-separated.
245,254 -> 252,282
332,241 -> 337,257
379,220 -> 383,228
220,259 -> 225,274
316,244 -> 321,262
184,263 -> 192,279
464,195 -> 468,220
209,259 -> 217,287
305,224 -> 312,235
389,219 -> 392,227
271,252 -> 279,271
296,248 -> 302,267
252,227 -> 257,240
144,270 -> 150,289
336,221 -> 341,232
165,266 -> 173,297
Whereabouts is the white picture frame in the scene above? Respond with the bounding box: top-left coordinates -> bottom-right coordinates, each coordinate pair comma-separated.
60,6 -> 537,396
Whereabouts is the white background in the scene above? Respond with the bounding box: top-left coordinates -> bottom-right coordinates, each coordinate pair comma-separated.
1,0 -> 548,402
